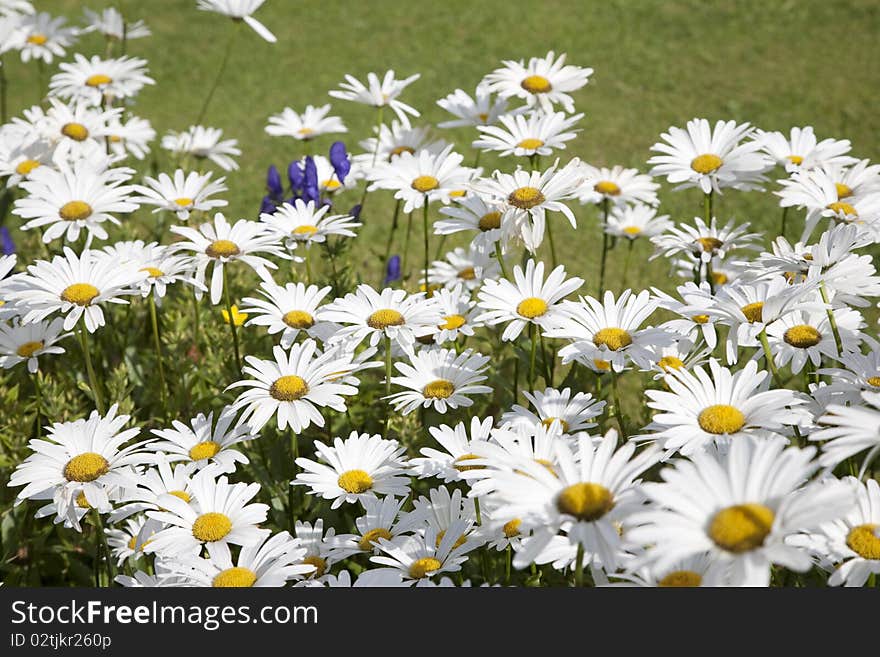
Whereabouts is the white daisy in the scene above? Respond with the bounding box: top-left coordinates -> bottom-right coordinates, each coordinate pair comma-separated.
410,416 -> 494,482
133,169 -> 228,221
105,114 -> 156,160
810,390 -> 880,475
436,83 -> 525,128
348,495 -> 409,553
106,517 -> 161,566
329,70 -> 420,124
259,199 -> 360,249
765,307 -> 863,373
149,408 -> 253,474
434,194 -> 504,248
575,164 -> 660,208
48,54 -> 154,105
482,51 -> 592,113
354,119 -> 447,174
227,340 -> 359,434
110,455 -> 197,522
161,125 -> 241,171
473,110 -> 582,158
292,519 -> 344,579
81,7 -> 150,41
102,241 -> 203,299
293,432 -> 409,509
370,520 -> 477,583
604,203 -> 671,241
427,244 -> 500,292
16,11 -> 78,63
755,126 -> 856,174
650,216 -> 761,265
501,387 -> 605,435
240,279 -> 332,348
0,317 -> 69,373
265,104 -> 346,140
429,284 -> 482,344
197,0 -> 276,42
386,347 -> 491,415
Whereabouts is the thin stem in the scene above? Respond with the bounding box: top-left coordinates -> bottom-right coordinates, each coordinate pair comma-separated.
705,259 -> 716,295
422,200 -> 430,296
472,149 -> 482,169
474,497 -> 482,526
222,265 -> 242,373
289,427 -> 299,530
494,241 -> 510,280
194,21 -> 238,126
148,291 -> 169,413
538,331 -> 553,387
780,206 -> 789,239
819,281 -> 844,359
598,198 -> 610,296
0,54 -> 7,124
91,510 -> 116,587
758,329 -> 784,388
704,190 -> 714,222
573,543 -> 584,587
191,292 -> 201,348
323,241 -> 342,295
621,239 -> 635,289
528,323 -> 538,393
505,544 -> 512,585
610,369 -> 628,440
32,371 -> 42,439
384,335 -> 393,433
403,212 -> 414,279
382,199 -> 402,283
78,317 -> 105,414
304,246 -> 313,285
546,216 -> 558,269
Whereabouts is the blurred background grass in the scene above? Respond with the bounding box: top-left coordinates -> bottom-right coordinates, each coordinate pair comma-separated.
4,0 -> 879,288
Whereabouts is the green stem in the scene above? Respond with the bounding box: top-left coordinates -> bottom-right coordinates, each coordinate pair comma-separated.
384,335 -> 393,433
422,200 -> 430,295
780,206 -> 789,239
323,241 -> 342,295
222,265 -> 242,373
194,20 -> 238,126
474,497 -> 482,526
758,329 -> 784,388
32,371 -> 42,439
148,291 -> 169,413
91,510 -> 115,587
610,369 -> 628,440
382,199 -> 402,284
304,246 -> 312,285
574,543 -> 584,587
819,281 -> 844,359
538,331 -> 553,387
598,198 -> 610,297
704,189 -> 714,222
528,323 -> 538,392
403,212 -> 414,280
621,239 -> 635,289
191,292 -> 201,348
505,544 -> 512,585
494,241 -> 509,280
0,55 -> 7,124
78,317 -> 105,414
546,216 -> 558,269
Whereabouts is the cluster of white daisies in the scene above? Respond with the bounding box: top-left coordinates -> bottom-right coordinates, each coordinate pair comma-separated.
2,0 -> 880,588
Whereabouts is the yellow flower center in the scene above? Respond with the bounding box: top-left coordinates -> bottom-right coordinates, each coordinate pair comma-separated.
658,570 -> 703,587
16,341 -> 43,358
696,236 -> 723,253
520,75 -> 552,94
297,127 -> 315,137
457,266 -> 476,280
85,73 -> 112,87
337,469 -> 373,494
691,153 -> 723,174
75,492 -> 91,508
189,440 -> 221,461
59,200 -> 93,221
786,155 -> 804,165
61,122 -> 89,141
846,523 -> 880,560
623,226 -> 641,236
168,490 -> 191,503
709,504 -> 774,553
453,453 -> 483,472
740,302 -> 764,323
174,197 -> 194,207
269,375 -> 309,401
593,359 -> 611,371
835,182 -> 853,199
423,379 -> 455,399
293,224 -> 319,237
322,179 -> 341,191
213,566 -> 257,587
389,145 -> 415,159
478,211 -> 502,231
698,404 -> 746,434
867,376 -> 880,388
302,556 -> 326,577
221,305 -> 247,326
205,239 -> 240,258
63,453 -> 110,483
27,33 -> 48,45
109,135 -> 122,143
358,528 -> 393,551
283,309 -> 315,329
367,308 -> 405,329
435,530 -> 467,549
712,271 -> 728,286
517,296 -> 548,319
61,283 -> 100,306
15,159 -> 41,176
508,186 -> 545,209
440,314 -> 466,330
784,324 -> 822,348
517,138 -> 544,150
137,267 -> 163,279
692,314 -> 709,324
592,327 -> 633,351
827,201 -> 857,217
477,112 -> 489,122
594,180 -> 621,196
541,417 -> 570,432
502,518 -> 522,538
191,512 -> 233,542
534,458 -> 558,477
658,355 -> 684,371
556,482 -> 614,522
409,557 -> 443,579
411,175 -> 440,193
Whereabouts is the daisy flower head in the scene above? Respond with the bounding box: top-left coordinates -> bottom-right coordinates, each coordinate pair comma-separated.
240,279 -> 332,348
386,347 -> 492,415
399,485 -> 480,543
470,158 -> 584,253
149,408 -> 253,474
810,390 -> 880,475
0,1 -> 34,18
329,70 -> 420,123
170,212 -> 285,305
265,104 -> 346,140
429,284 -> 482,345
9,247 -> 146,332
259,199 -> 360,249
639,336 -> 711,380
227,340 -> 359,434
575,164 -> 660,208
0,132 -> 54,188
0,317 -> 69,373
105,242 -> 204,299
436,83 -> 526,128
40,98 -> 122,164
49,54 -> 154,105
611,552 -> 728,588
354,120 -> 447,174
650,216 -> 761,265
604,203 -> 671,241
349,495 -> 409,554
482,51 -> 592,114
434,194 -> 504,248
292,519 -> 345,580
643,358 -> 809,456
648,118 -> 772,193
106,516 -> 161,566
105,114 -> 156,161
14,158 -> 137,245
473,110 -> 582,159
627,437 -> 855,587
370,519 -> 477,584
483,431 -> 659,571
110,455 -> 197,522
133,169 -> 228,221
9,404 -> 149,529
161,125 -> 241,171
16,11 -> 78,63
501,387 -> 605,435
318,284 -> 442,353
367,144 -> 470,213
476,258 -> 583,342
81,7 -> 150,41
755,126 -> 856,174
410,416 -> 494,482
197,0 -> 276,42
146,468 -> 270,561
427,244 -> 499,292
546,289 -> 675,372
303,153 -> 359,195
766,306 -> 863,374
293,432 -> 409,509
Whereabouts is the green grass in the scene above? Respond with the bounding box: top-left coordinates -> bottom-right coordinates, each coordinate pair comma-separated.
4,0 -> 880,288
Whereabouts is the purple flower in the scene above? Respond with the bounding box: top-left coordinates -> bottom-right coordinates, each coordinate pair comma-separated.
384,255 -> 401,284
266,164 -> 283,198
329,141 -> 351,183
303,156 -> 319,204
259,195 -> 278,215
0,227 -> 14,255
288,160 -> 304,191
348,204 -> 362,220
